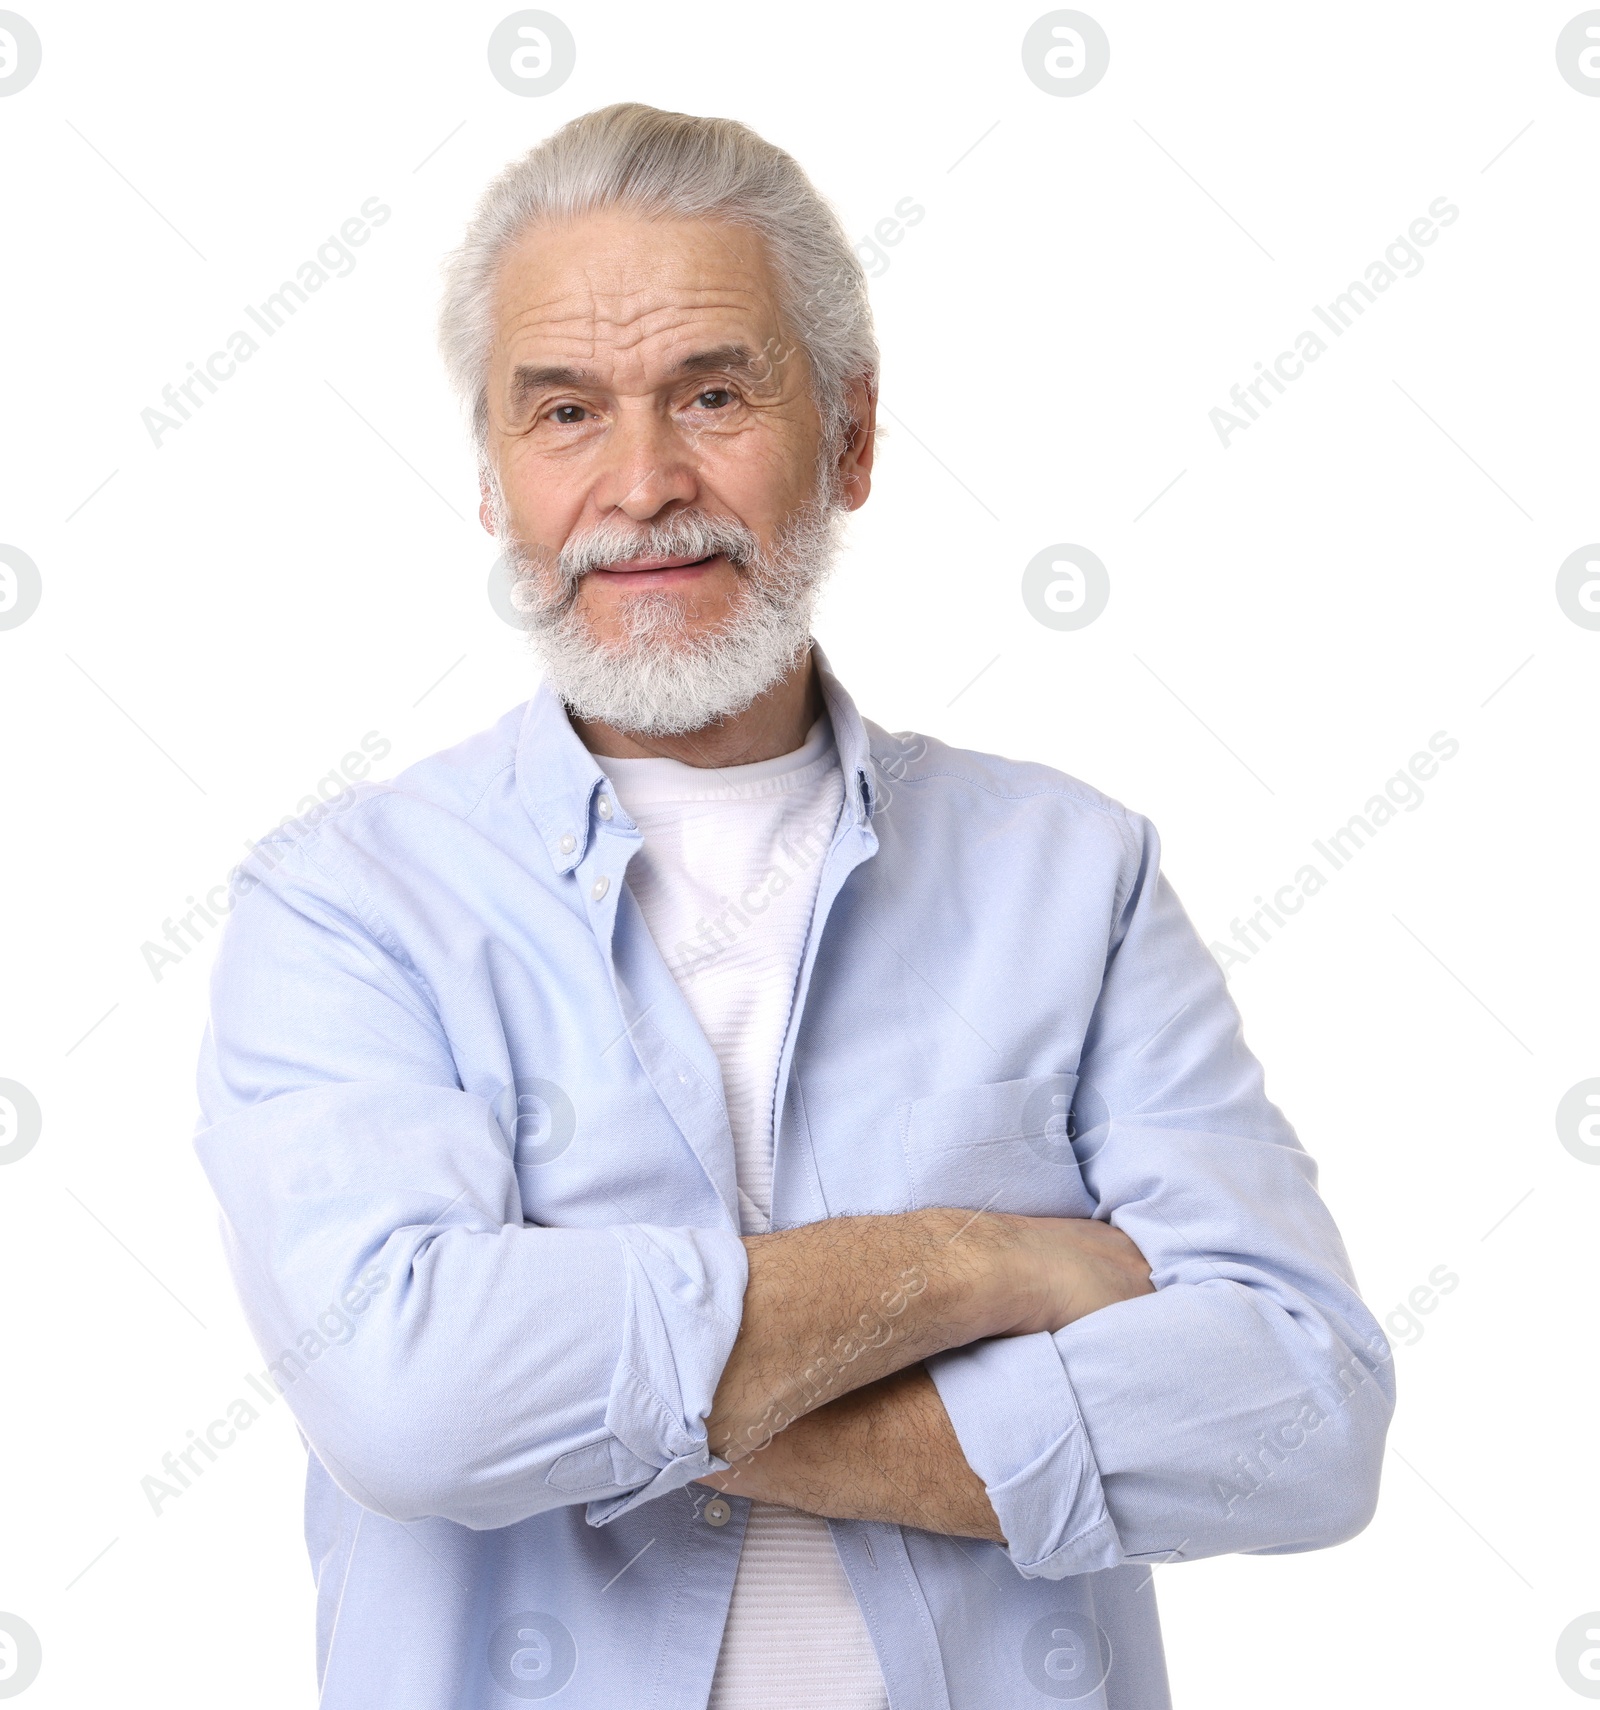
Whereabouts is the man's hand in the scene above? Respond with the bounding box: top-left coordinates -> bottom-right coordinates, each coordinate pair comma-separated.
705,1209 -> 1152,1465
703,1364 -> 1007,1543
1002,1211 -> 1156,1336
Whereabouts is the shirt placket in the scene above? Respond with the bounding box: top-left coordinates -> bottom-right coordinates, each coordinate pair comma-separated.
576,783 -> 744,1230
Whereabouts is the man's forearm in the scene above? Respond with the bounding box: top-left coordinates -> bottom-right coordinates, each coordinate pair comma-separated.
706,1209 -> 1016,1463
707,1208 -> 1153,1464
702,1364 -> 1004,1543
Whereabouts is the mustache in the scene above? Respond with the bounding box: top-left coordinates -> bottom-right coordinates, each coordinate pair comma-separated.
555,512 -> 762,583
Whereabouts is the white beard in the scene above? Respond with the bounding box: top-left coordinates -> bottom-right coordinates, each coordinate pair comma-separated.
495,481 -> 846,738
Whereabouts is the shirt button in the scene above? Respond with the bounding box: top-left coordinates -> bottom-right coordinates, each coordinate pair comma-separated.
596,795 -> 614,820
704,1498 -> 731,1527
559,834 -> 576,854
590,875 -> 610,901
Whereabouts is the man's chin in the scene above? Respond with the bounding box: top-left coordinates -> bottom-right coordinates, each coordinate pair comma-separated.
528,597 -> 813,738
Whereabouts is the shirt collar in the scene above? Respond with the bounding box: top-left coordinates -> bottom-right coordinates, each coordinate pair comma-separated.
811,641 -> 877,827
514,640 -> 878,875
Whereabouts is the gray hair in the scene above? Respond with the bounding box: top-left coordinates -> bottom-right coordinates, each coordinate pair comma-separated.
437,103 -> 878,470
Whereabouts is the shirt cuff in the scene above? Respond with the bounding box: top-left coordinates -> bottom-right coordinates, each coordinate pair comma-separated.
586,1223 -> 748,1523
927,1331 -> 1123,1578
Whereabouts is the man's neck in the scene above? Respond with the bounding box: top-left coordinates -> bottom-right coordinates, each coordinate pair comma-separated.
571,651 -> 822,769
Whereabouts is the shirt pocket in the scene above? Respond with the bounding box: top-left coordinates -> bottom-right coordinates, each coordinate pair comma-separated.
897,1072 -> 1097,1218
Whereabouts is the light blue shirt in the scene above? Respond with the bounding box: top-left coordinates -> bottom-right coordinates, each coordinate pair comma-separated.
194,648 -> 1393,1709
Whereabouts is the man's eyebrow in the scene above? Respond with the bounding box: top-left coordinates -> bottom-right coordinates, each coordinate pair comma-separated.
673,342 -> 761,377
508,362 -> 601,409
507,343 -> 767,414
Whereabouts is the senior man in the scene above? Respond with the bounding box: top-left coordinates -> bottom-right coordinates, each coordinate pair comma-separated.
195,104 -> 1392,1709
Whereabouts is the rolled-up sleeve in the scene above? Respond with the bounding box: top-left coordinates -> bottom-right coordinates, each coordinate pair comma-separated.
929,809 -> 1394,1577
193,836 -> 748,1532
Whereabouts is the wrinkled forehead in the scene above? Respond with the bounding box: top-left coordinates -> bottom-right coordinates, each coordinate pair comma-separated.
490,211 -> 789,389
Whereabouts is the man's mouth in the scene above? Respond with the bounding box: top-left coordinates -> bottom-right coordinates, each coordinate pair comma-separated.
588,553 -> 723,587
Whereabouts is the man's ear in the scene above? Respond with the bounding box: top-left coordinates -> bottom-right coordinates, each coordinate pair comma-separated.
835,376 -> 878,512
478,468 -> 497,536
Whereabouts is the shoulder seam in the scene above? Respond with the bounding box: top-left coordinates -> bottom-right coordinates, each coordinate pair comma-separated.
256,830 -> 446,1022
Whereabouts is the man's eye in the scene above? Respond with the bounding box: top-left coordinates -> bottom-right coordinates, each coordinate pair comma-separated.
550,404 -> 587,425
693,388 -> 734,410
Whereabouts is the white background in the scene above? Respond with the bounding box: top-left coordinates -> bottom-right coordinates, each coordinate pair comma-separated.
1,1 -> 1597,1704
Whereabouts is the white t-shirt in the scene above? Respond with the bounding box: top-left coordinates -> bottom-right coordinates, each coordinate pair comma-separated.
600,717 -> 890,1710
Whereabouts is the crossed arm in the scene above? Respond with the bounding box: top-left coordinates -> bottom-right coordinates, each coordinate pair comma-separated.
694,1208 -> 1154,1543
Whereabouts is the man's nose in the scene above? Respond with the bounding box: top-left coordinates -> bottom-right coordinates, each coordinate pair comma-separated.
590,401 -> 700,521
